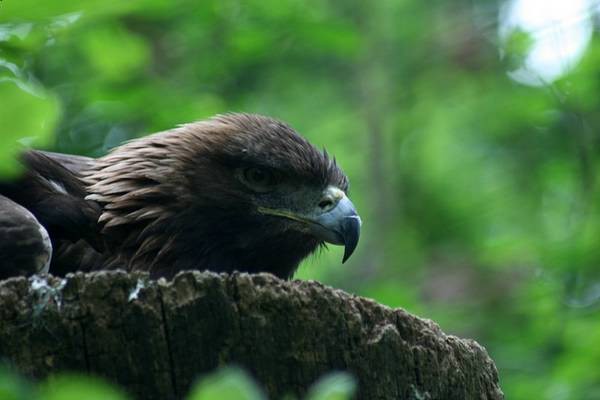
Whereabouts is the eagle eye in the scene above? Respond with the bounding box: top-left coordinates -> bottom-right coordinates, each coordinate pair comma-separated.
240,167 -> 279,192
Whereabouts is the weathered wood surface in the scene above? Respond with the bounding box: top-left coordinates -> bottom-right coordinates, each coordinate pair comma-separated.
0,271 -> 503,399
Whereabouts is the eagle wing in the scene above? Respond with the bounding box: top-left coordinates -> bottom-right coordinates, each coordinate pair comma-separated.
0,150 -> 104,276
0,195 -> 52,278
38,150 -> 94,175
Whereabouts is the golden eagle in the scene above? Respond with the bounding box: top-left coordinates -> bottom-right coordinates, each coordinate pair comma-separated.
0,113 -> 360,279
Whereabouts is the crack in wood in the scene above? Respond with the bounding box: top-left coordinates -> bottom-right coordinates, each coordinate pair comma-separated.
158,288 -> 178,399
79,320 -> 91,373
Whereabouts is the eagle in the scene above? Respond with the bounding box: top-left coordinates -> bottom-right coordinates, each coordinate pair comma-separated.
0,113 -> 360,280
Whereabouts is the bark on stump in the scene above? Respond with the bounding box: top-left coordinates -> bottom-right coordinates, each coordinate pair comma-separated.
0,271 -> 503,399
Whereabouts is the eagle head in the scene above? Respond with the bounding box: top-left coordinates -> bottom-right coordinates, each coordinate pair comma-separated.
86,113 -> 361,279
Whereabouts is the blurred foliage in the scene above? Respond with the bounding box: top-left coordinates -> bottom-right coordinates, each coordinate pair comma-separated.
0,80 -> 58,176
39,374 -> 128,400
0,367 -> 37,400
0,367 -> 355,400
304,372 -> 356,400
2,0 -> 600,398
187,367 -> 266,400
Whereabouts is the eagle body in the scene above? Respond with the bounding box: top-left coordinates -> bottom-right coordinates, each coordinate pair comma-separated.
0,114 -> 360,279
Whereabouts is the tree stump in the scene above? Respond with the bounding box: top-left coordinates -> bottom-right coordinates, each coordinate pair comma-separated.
0,271 -> 503,399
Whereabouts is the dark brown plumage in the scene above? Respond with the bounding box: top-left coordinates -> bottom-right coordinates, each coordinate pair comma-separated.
0,113 -> 360,279
0,195 -> 52,278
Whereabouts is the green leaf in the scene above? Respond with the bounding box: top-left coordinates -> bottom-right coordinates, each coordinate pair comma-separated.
502,28 -> 534,69
79,24 -> 150,81
39,374 -> 128,400
0,79 -> 60,176
0,368 -> 38,400
305,372 -> 356,400
0,1 -> 150,22
187,367 -> 266,400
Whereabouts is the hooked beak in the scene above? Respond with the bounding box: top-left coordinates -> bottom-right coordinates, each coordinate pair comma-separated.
310,193 -> 361,263
258,187 -> 361,263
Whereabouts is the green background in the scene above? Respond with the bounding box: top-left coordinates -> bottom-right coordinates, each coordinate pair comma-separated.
2,0 -> 599,398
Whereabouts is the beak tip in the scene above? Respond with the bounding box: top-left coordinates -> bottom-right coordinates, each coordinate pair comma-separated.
341,244 -> 356,264
340,215 -> 361,264
342,251 -> 351,264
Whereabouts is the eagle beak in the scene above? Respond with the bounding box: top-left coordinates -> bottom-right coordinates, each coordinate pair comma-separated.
258,187 -> 361,263
309,187 -> 361,263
